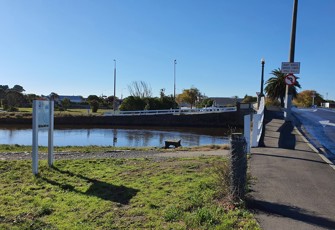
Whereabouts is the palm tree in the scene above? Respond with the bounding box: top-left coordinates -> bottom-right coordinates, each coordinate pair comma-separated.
265,68 -> 301,107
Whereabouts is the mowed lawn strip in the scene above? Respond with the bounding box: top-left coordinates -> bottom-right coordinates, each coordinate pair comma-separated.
0,157 -> 259,229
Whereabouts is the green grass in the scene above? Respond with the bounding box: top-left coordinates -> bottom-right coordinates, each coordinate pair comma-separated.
0,157 -> 259,229
0,108 -> 110,118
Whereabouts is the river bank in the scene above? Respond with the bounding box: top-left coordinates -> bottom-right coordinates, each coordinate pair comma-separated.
0,109 -> 251,127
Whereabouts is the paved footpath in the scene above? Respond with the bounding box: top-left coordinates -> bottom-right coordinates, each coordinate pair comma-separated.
248,109 -> 335,230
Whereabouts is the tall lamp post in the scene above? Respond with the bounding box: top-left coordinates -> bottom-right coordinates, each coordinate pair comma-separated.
113,59 -> 116,114
174,59 -> 177,103
258,58 -> 265,109
284,0 -> 298,121
259,58 -> 265,96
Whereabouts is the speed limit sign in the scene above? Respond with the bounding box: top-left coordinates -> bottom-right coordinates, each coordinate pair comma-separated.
285,74 -> 296,86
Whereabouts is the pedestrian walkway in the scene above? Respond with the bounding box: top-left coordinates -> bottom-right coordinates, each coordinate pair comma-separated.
248,108 -> 335,230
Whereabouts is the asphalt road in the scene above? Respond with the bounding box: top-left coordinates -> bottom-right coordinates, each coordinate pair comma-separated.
249,109 -> 335,229
292,107 -> 335,157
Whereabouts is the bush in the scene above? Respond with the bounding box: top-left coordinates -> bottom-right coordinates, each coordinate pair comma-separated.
119,96 -> 146,111
89,100 -> 99,113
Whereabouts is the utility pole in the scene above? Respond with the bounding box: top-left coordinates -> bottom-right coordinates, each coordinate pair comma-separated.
284,0 -> 298,121
174,59 -> 177,103
113,59 -> 116,114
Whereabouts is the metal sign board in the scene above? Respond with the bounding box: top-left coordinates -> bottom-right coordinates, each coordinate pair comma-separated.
285,74 -> 296,86
37,100 -> 50,129
281,62 -> 300,74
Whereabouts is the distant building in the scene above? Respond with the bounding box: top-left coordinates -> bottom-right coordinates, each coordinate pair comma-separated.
58,96 -> 84,103
210,97 -> 243,107
321,102 -> 335,108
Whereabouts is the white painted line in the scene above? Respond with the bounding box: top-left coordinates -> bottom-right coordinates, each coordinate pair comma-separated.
319,120 -> 335,127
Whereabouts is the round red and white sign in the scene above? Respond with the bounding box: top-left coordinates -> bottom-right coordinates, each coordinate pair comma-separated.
285,74 -> 296,86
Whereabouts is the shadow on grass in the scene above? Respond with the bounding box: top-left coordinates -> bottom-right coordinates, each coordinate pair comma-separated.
39,167 -> 139,205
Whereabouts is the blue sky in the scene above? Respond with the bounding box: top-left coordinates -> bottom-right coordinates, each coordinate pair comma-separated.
0,0 -> 334,100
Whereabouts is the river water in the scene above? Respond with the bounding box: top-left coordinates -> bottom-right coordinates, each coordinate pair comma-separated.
0,125 -> 233,147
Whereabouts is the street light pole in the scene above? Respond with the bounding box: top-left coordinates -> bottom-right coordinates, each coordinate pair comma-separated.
312,91 -> 316,107
284,0 -> 298,121
113,59 -> 116,114
259,58 -> 265,96
258,58 -> 265,109
174,59 -> 177,103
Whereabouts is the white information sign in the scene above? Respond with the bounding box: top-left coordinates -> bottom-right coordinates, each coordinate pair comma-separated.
32,100 -> 54,175
281,62 -> 300,74
37,100 -> 50,129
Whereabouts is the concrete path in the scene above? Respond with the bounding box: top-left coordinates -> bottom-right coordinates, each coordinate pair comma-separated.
248,108 -> 335,230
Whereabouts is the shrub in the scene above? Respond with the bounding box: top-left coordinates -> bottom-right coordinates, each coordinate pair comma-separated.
89,100 -> 99,113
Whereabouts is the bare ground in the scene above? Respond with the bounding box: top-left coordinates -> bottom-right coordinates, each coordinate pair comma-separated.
0,149 -> 230,161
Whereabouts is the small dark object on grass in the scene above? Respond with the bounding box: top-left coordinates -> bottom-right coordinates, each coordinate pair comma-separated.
165,140 -> 181,149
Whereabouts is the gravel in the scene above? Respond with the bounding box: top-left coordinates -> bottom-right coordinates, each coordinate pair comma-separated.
0,149 -> 230,161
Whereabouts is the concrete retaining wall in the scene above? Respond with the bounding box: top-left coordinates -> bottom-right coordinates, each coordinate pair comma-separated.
0,110 -> 251,128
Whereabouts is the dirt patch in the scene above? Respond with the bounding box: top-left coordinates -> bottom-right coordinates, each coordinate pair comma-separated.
0,149 -> 230,161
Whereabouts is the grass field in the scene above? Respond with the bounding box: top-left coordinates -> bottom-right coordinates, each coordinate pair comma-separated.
0,157 -> 259,229
0,108 -> 109,118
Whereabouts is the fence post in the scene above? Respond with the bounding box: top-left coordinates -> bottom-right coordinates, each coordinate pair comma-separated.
230,133 -> 247,200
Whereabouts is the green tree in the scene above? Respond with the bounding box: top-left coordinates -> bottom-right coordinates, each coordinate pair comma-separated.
61,98 -> 71,110
3,90 -> 25,111
176,87 -> 200,109
105,96 -> 119,109
23,94 -> 40,107
0,85 -> 9,91
161,95 -> 177,109
242,94 -> 257,103
264,68 -> 301,107
293,90 -> 324,107
119,96 -> 146,111
196,98 -> 214,108
87,95 -> 101,103
0,88 -> 5,108
89,100 -> 99,113
12,85 -> 25,93
49,92 -> 59,101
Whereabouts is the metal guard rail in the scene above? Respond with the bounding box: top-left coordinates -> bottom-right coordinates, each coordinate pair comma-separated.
104,107 -> 237,116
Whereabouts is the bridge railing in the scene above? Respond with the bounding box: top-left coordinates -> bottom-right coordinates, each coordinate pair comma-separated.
244,97 -> 265,153
104,107 -> 237,116
251,97 -> 265,147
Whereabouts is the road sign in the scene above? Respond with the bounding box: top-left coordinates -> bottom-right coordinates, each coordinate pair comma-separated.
281,62 -> 300,74
32,100 -> 54,175
285,74 -> 296,86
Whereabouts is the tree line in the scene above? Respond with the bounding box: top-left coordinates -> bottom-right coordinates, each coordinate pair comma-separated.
2,70 -> 331,113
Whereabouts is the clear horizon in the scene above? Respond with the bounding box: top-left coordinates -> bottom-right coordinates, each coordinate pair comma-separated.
1,0 -> 334,100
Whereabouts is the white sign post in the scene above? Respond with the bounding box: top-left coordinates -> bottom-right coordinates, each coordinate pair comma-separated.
32,100 -> 54,175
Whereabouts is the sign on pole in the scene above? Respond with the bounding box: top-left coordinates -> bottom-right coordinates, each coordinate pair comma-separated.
281,62 -> 300,74
32,100 -> 54,175
284,74 -> 296,86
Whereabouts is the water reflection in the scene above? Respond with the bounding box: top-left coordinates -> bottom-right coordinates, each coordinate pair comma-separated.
0,125 -> 232,147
